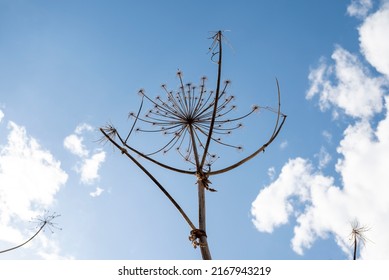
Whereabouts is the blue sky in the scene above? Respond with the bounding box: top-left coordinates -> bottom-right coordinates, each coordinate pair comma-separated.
1,0 -> 388,260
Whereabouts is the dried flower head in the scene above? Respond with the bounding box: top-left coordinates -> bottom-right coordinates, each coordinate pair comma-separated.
31,210 -> 62,233
128,72 -> 258,168
349,219 -> 370,260
0,210 -> 62,254
99,123 -> 118,144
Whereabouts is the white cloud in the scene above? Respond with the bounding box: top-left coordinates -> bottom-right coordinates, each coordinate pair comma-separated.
63,123 -> 94,157
252,116 -> 389,258
252,1 -> 389,259
306,46 -> 385,119
79,151 -> 105,184
359,3 -> 389,78
252,158 -> 313,233
0,121 -> 68,258
0,122 -> 68,220
0,110 -> 4,123
63,134 -> 89,157
64,124 -> 106,188
347,0 -> 373,18
75,123 -> 93,135
89,187 -> 104,197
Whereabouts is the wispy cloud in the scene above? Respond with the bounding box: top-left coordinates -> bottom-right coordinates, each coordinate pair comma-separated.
0,117 -> 68,258
64,123 -> 106,190
252,158 -> 309,234
347,0 -> 373,18
89,187 -> 104,198
74,123 -> 93,135
267,166 -> 276,180
251,1 -> 389,259
314,146 -> 331,169
79,151 -> 105,185
63,134 -> 89,157
322,130 -> 333,143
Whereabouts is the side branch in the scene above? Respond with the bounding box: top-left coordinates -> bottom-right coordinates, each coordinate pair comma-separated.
209,79 -> 287,175
100,128 -> 196,231
209,115 -> 286,175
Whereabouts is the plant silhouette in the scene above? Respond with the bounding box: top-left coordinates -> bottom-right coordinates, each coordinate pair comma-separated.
0,211 -> 61,254
100,31 -> 286,259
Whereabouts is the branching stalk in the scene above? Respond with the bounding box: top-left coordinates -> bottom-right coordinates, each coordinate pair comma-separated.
100,30 -> 286,260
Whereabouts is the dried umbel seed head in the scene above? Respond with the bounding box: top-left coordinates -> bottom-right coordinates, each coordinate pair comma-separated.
30,210 -> 62,233
128,72 -> 260,168
99,124 -> 118,144
350,219 -> 370,246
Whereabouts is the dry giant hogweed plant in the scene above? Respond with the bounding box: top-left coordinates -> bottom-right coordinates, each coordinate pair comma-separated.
100,31 -> 286,259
